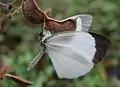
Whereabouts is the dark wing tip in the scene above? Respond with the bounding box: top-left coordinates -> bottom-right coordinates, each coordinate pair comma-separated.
89,32 -> 111,64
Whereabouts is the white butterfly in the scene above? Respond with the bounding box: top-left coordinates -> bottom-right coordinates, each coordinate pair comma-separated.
27,30 -> 111,79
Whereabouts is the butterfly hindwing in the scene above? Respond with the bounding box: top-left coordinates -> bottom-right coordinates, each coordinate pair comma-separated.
46,46 -> 94,78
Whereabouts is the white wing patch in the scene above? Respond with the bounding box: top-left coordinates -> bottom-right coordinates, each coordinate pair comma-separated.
75,17 -> 82,31
45,32 -> 96,78
47,47 -> 94,78
63,14 -> 93,31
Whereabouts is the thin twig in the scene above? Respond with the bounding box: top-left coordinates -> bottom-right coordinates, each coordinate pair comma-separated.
5,74 -> 33,85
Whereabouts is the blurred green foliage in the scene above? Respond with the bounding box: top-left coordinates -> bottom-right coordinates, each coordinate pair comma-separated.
0,0 -> 120,87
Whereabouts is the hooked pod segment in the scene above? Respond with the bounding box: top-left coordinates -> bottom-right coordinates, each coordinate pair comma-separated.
22,0 -> 47,24
22,0 -> 93,33
43,18 -> 76,33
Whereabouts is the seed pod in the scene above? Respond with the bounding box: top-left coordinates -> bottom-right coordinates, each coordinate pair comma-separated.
22,0 -> 76,33
22,0 -> 47,24
44,18 -> 76,33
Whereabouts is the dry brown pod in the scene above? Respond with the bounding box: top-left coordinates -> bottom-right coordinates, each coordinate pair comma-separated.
22,0 -> 76,33
22,0 -> 47,24
44,18 -> 76,33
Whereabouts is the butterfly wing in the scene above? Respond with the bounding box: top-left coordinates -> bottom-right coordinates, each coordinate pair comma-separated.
75,17 -> 82,31
46,47 -> 94,78
44,32 -> 97,78
63,14 -> 93,31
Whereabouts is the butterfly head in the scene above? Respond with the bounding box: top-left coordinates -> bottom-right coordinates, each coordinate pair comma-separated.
37,30 -> 52,44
